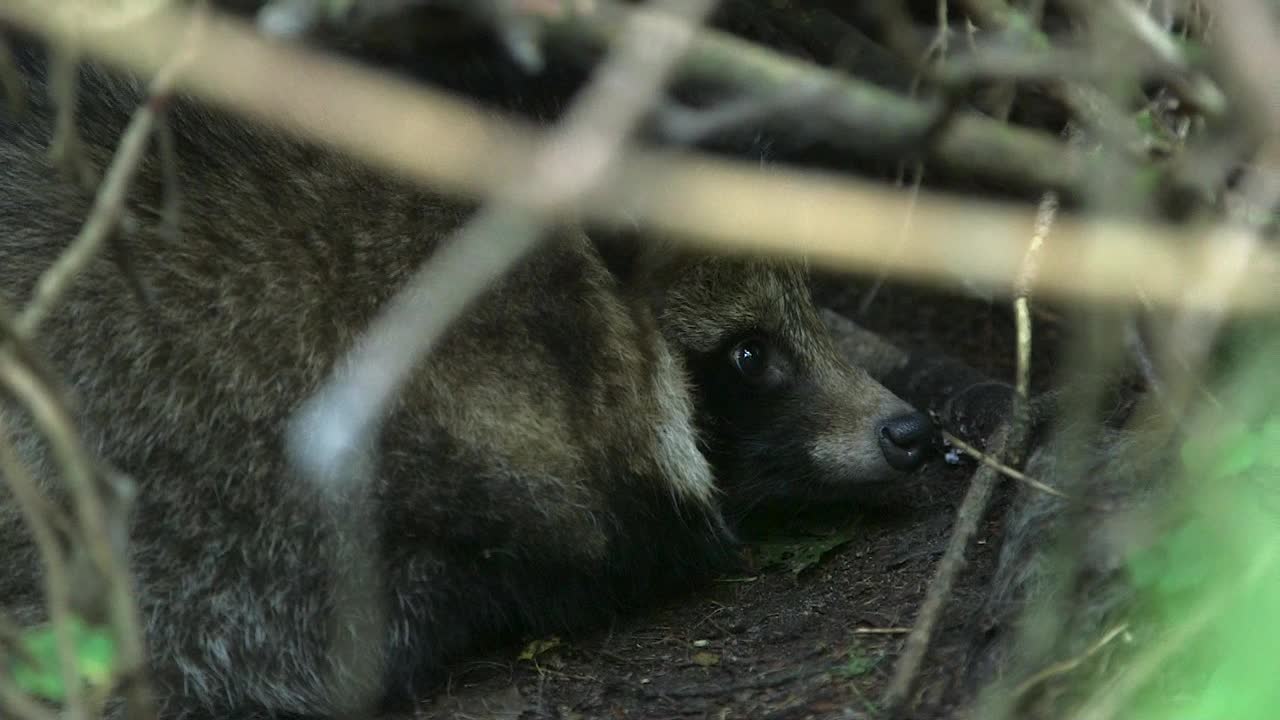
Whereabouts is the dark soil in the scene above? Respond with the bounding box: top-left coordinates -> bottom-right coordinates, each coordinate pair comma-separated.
403,276 -> 1066,720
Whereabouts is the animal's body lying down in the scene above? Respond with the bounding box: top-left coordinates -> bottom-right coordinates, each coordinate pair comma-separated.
0,48 -> 932,717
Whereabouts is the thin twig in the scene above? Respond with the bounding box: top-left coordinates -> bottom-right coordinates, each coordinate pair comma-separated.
0,671 -> 59,720
882,166 -> 1053,713
1077,539 -> 1280,720
853,627 -> 913,635
5,28 -> 203,715
1156,0 -> 1280,411
942,432 -> 1068,500
881,425 -> 1011,714
1015,191 -> 1057,399
46,37 -> 96,189
0,354 -> 156,719
1213,0 -> 1280,137
1012,623 -> 1130,699
18,21 -> 201,338
540,0 -> 1087,192
0,412 -> 86,720
287,0 -> 721,493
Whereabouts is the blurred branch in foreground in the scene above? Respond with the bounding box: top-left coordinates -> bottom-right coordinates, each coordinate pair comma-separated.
0,1 -> 1276,315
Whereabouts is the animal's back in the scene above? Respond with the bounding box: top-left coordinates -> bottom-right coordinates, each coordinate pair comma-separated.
0,56 -> 730,716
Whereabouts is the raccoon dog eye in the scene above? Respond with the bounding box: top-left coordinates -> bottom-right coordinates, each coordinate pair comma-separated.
730,338 -> 770,383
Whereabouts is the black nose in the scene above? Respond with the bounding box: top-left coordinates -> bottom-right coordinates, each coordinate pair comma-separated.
878,411 -> 933,471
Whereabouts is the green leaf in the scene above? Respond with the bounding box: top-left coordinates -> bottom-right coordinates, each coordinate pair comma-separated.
517,636 -> 562,662
838,648 -> 881,678
1134,109 -> 1156,135
691,651 -> 720,667
752,524 -> 861,577
8,616 -> 118,701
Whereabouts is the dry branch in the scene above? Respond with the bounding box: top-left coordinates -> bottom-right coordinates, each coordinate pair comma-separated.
941,432 -> 1067,500
0,671 -> 58,720
529,0 -> 1088,191
283,0 -> 720,712
26,7 -> 201,336
18,50 -> 195,337
1146,2 -> 1280,425
1,2 -> 1275,314
960,0 -> 1222,116
1012,623 -> 1129,700
0,19 -> 204,717
1015,191 -> 1056,399
0,412 -> 86,720
0,2 -> 1271,719
287,0 -> 719,487
0,354 -> 154,719
1214,0 -> 1280,137
46,39 -> 96,189
882,168 -> 1052,713
881,424 -> 1011,714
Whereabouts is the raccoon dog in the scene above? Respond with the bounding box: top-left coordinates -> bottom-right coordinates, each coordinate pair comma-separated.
0,47 -> 932,717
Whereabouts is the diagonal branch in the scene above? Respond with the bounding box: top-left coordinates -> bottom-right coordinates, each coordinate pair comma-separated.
0,4 -> 1276,310
286,0 -> 721,492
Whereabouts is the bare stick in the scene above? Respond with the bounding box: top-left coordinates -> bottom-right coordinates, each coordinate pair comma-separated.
3,3 -> 1275,313
1077,540 -> 1280,720
0,671 -> 59,720
539,0 -> 1084,192
20,104 -> 151,336
0,356 -> 155,719
959,0 -> 1223,116
1013,623 -> 1130,699
5,30 -> 202,714
882,169 -> 1051,713
287,0 -> 721,492
1016,192 -> 1057,399
1213,0 -> 1280,136
0,414 -> 87,720
46,37 -> 96,189
881,427 -> 1009,713
18,18 -> 202,338
942,432 -> 1068,500
1149,0 -> 1280,415
284,1 -> 721,712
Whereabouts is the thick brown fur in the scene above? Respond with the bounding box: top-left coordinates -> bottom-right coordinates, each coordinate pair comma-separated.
0,43 -> 926,718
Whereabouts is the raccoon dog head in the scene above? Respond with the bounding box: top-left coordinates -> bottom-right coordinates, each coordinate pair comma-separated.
634,247 -> 934,521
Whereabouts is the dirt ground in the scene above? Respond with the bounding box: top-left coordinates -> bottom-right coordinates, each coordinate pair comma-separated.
404,275 -> 1066,720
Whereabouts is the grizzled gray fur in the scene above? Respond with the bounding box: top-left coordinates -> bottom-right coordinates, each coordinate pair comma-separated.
955,418 -> 1173,719
0,45 -> 933,718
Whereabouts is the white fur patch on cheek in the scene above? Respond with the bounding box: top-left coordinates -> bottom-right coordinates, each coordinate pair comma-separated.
650,343 -> 716,505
